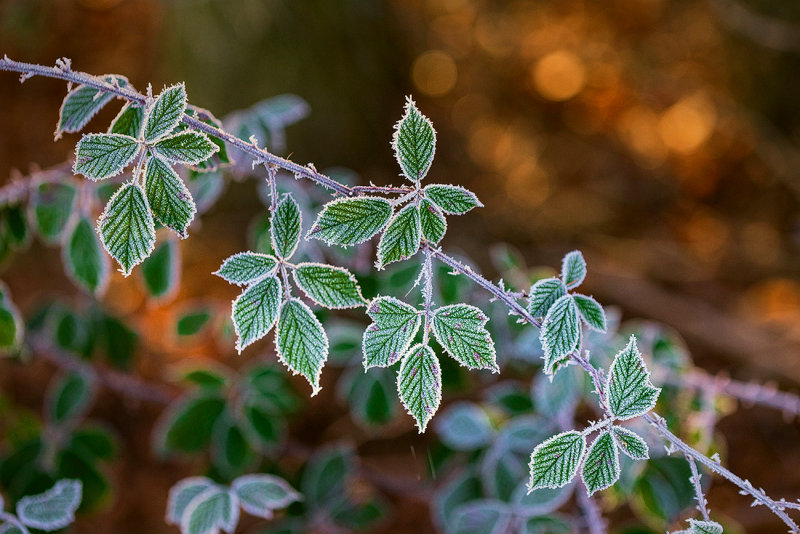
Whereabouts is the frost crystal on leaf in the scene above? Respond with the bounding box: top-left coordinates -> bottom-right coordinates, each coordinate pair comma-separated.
528,277 -> 567,318
145,155 -> 196,237
561,250 -> 586,289
682,519 -> 724,534
605,336 -> 661,420
611,425 -> 649,460
572,294 -> 607,333
152,131 -> 219,166
527,431 -> 585,492
419,198 -> 447,244
423,184 -> 483,215
56,76 -> 126,138
581,431 -> 620,496
431,303 -> 498,372
539,294 -> 580,375
179,486 -> 239,534
306,196 -> 392,246
98,182 -> 156,276
376,202 -> 421,268
270,194 -> 302,259
109,102 -> 144,137
293,263 -> 365,309
362,296 -> 422,369
73,133 -> 139,181
393,97 -> 436,181
16,479 -> 82,531
397,343 -> 441,432
275,298 -> 329,396
215,252 -> 277,286
231,474 -> 301,520
232,275 -> 282,353
144,84 -> 187,142
167,477 -> 216,525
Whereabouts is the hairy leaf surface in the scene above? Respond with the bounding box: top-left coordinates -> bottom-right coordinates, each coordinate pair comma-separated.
611,425 -> 649,460
527,431 -> 585,491
215,252 -> 277,286
73,134 -> 139,181
393,98 -> 436,181
432,304 -> 498,372
293,263 -> 365,309
307,196 -> 392,246
397,343 -> 441,432
581,431 -> 620,496
424,184 -> 482,215
606,336 -> 661,420
270,194 -> 301,259
98,183 -> 156,276
539,295 -> 579,374
419,199 -> 446,244
561,250 -> 586,289
376,203 -> 421,268
528,277 -> 566,318
152,132 -> 218,165
56,76 -> 126,137
572,294 -> 606,332
144,84 -> 186,142
276,299 -> 329,396
109,102 -> 144,138
232,275 -> 282,353
145,156 -> 196,237
362,296 -> 421,369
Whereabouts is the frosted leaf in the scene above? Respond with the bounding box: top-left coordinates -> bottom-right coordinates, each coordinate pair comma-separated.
397,343 -> 441,433
306,196 -> 392,246
434,401 -> 494,451
581,431 -> 620,496
362,296 -> 421,369
55,75 -> 126,137
63,217 -> 108,295
31,182 -> 76,243
276,298 -> 329,396
109,102 -> 144,138
528,431 -> 585,492
527,277 -> 566,318
152,131 -> 219,166
16,479 -> 82,531
572,294 -> 607,333
145,155 -> 196,237
683,519 -> 724,534
232,275 -> 282,353
423,184 -> 483,215
231,474 -> 301,519
143,84 -> 186,142
393,97 -> 436,181
215,252 -> 277,286
73,133 -> 139,181
0,516 -> 29,534
432,304 -> 498,372
419,199 -> 446,244
611,425 -> 649,460
605,336 -> 661,420
166,477 -> 215,525
376,202 -> 421,268
293,263 -> 365,309
98,182 -> 156,276
46,371 -> 94,425
180,486 -> 239,534
270,194 -> 301,259
539,295 -> 580,375
561,250 -> 586,289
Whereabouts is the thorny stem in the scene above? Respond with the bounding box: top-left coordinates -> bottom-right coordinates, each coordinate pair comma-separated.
687,454 -> 711,521
421,247 -> 434,344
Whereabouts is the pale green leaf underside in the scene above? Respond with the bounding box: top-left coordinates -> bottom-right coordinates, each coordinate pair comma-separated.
215,252 -> 277,286
432,304 -> 498,372
397,343 -> 441,433
307,196 -> 392,246
362,296 -> 421,369
181,486 -> 238,534
166,477 -> 214,525
233,275 -> 282,353
424,184 -> 482,215
73,133 -> 139,181
144,84 -> 186,142
276,298 -> 329,396
98,183 -> 156,276
572,294 -> 607,333
606,336 -> 661,420
56,76 -> 125,136
110,102 -> 144,138
561,250 -> 586,289
152,131 -> 218,165
16,479 -> 82,531
685,519 -> 724,534
540,294 -> 580,374
528,431 -> 585,491
293,263 -> 365,309
270,194 -> 302,259
581,431 -> 620,496
145,155 -> 196,237
64,217 -> 107,294
376,202 -> 421,268
528,277 -> 566,318
419,199 -> 446,244
393,98 -> 436,181
611,425 -> 649,460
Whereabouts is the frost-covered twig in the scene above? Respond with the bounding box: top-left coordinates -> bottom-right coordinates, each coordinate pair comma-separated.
686,454 -> 711,521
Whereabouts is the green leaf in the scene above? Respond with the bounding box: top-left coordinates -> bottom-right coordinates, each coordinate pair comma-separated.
301,445 -> 352,507
605,336 -> 661,420
46,371 -> 94,425
232,275 -> 282,353
270,194 -> 302,259
276,298 -> 329,396
539,295 -> 580,375
527,277 -> 566,318
432,303 -> 498,372
0,292 -> 22,351
684,519 -> 724,534
141,239 -> 178,299
56,76 -> 126,137
581,431 -> 620,496
109,102 -> 144,138
211,417 -> 256,478
376,202 -> 421,268
611,425 -> 649,460
3,205 -> 29,248
293,263 -> 365,309
180,367 -> 229,389
180,486 -> 238,534
232,474 -> 301,519
435,402 -> 494,450
397,343 -> 441,432
152,131 -> 218,166
69,426 -> 116,460
243,400 -> 284,448
63,217 -> 108,295
424,184 -> 483,215
31,182 -> 76,242
73,133 -> 139,181
166,477 -> 215,525
572,294 -> 606,332
157,393 -> 226,453
419,199 -> 446,243
16,479 -> 82,531
215,252 -> 277,286
176,309 -> 212,336
98,183 -> 156,276
307,196 -> 392,246
527,431 -> 585,491
362,296 -> 421,369
144,156 -> 196,237
561,250 -> 586,289
393,97 -> 436,181
143,84 -> 186,142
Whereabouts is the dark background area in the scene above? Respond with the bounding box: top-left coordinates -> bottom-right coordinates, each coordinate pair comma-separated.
1,0 -> 800,532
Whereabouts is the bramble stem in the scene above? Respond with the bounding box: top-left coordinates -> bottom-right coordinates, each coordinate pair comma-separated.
686,454 -> 711,521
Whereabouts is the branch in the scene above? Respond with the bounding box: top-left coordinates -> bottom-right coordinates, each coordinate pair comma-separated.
686,454 -> 711,522
577,486 -> 608,534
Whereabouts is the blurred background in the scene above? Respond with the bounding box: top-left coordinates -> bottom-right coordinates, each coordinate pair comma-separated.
2,0 -> 800,532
